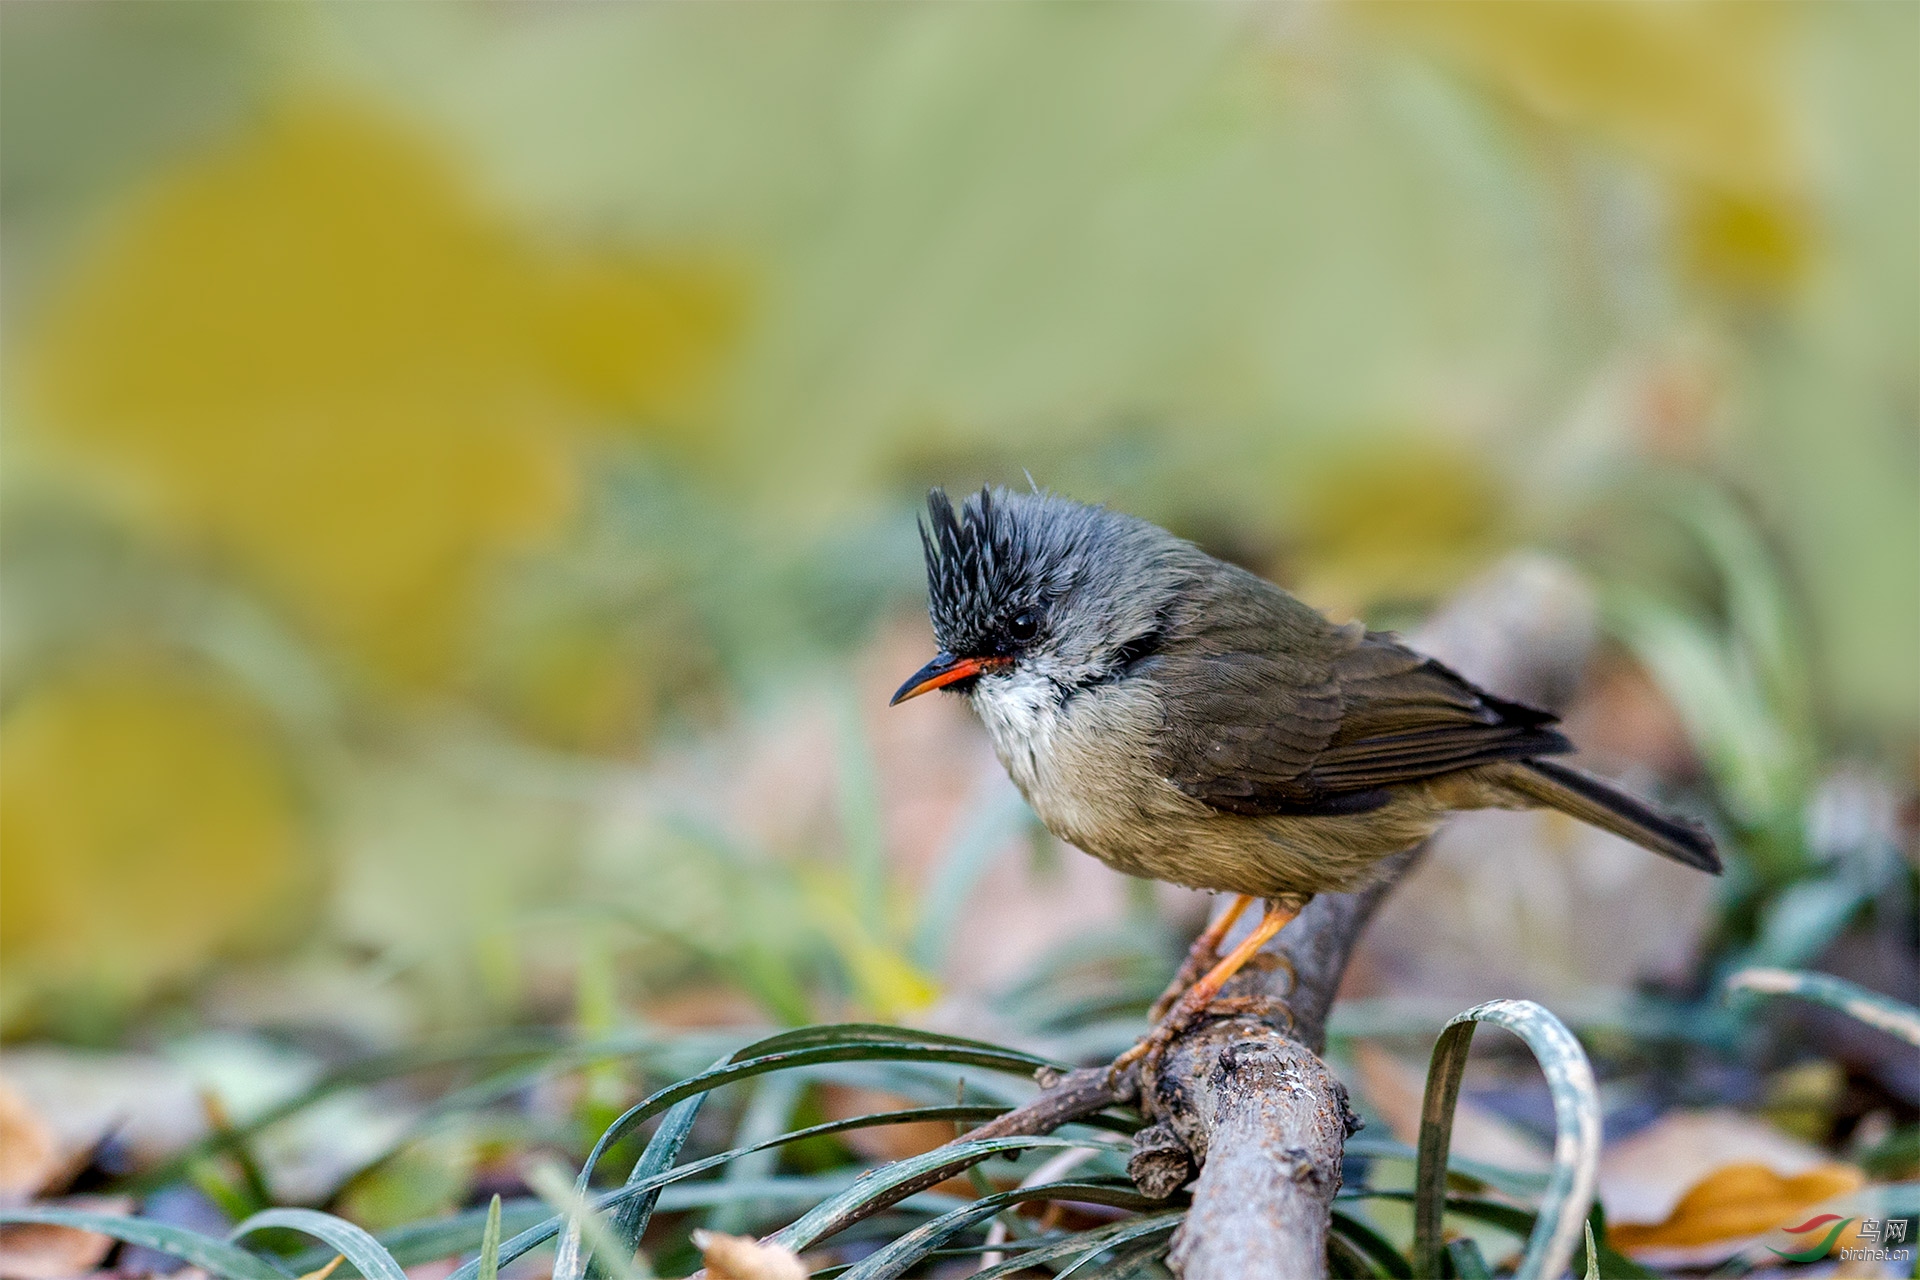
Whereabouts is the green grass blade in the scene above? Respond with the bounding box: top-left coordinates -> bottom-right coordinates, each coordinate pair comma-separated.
1726,967 -> 1920,1045
1329,1209 -> 1413,1280
125,1031 -> 665,1194
0,1209 -> 291,1280
574,1032 -> 1052,1184
610,1089 -> 709,1250
968,1212 -> 1184,1280
435,1105 -> 1014,1280
231,1209 -> 407,1280
839,1181 -> 1162,1280
707,1070 -> 804,1234
768,1134 -> 1120,1254
1412,1000 -> 1600,1280
477,1196 -> 501,1280
1052,1212 -> 1184,1278
731,1021 -> 1055,1063
1327,1229 -> 1379,1280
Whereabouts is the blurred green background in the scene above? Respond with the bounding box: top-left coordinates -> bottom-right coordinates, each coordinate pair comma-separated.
1,0 -> 1913,1072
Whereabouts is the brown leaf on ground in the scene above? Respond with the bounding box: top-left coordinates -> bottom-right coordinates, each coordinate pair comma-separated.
1598,1107 -> 1832,1226
690,1231 -> 807,1280
1609,1161 -> 1865,1264
0,1196 -> 131,1280
0,1082 -> 59,1201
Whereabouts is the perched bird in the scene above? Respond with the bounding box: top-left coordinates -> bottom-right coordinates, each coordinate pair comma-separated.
891,486 -> 1719,1073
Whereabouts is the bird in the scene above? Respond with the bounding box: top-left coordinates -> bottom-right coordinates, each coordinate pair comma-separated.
890,485 -> 1720,1077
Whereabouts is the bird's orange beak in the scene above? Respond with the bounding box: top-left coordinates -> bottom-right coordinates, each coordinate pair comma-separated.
889,653 -> 1012,705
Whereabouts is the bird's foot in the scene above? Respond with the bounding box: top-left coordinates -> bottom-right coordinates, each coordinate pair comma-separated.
1108,988 -> 1296,1090
1106,898 -> 1304,1092
1147,894 -> 1254,1023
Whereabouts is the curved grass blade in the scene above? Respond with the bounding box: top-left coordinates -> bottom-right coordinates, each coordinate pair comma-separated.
609,1089 -> 708,1248
1053,1212 -> 1184,1278
1327,1229 -> 1378,1280
0,1209 -> 291,1280
576,1031 -> 1051,1185
1329,1209 -> 1413,1280
123,1028 -> 695,1197
562,1052 -> 729,1280
1726,967 -> 1920,1045
1070,1228 -> 1182,1280
126,1031 -> 637,1193
967,1212 -> 1183,1280
435,1105 -> 1013,1280
839,1181 -> 1163,1280
1412,1000 -> 1599,1280
289,1201 -> 549,1274
728,1022 -> 1056,1065
769,1134 -> 1122,1254
231,1209 -> 406,1280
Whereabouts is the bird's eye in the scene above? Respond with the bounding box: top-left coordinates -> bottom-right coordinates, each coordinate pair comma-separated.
1008,612 -> 1039,643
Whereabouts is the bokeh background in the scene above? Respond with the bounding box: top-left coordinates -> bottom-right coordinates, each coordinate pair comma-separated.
2,2 -> 1914,1274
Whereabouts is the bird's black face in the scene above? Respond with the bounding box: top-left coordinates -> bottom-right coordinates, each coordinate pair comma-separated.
890,487 -> 1053,704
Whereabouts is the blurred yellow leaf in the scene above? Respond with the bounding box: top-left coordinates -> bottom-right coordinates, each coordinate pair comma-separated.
800,871 -> 939,1020
1362,0 -> 1809,296
0,666 -> 305,1029
27,99 -> 740,684
1289,438 -> 1508,617
1609,1160 -> 1865,1253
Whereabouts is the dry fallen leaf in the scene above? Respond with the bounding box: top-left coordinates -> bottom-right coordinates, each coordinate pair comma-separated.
1608,1161 -> 1865,1266
0,1082 -> 59,1201
691,1230 -> 807,1280
1597,1107 -> 1831,1227
0,1196 -> 131,1280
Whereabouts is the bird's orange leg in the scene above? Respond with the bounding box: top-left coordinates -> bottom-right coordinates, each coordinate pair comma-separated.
1111,898 -> 1304,1085
1148,893 -> 1255,1023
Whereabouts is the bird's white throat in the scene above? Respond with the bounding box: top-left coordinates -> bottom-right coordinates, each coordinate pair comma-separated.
968,668 -> 1065,793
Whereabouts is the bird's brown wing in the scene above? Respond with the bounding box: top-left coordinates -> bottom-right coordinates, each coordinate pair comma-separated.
1152,599 -> 1571,816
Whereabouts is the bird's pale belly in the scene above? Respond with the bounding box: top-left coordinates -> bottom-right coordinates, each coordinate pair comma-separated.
979,681 -> 1450,899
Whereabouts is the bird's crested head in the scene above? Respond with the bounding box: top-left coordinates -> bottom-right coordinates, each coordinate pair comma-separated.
893,485 -> 1188,704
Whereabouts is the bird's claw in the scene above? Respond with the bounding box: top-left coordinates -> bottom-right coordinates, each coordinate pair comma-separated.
1110,989 -> 1294,1092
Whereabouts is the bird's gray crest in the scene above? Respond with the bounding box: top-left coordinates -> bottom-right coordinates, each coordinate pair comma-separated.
920,486 -> 1025,653
918,484 -> 1173,660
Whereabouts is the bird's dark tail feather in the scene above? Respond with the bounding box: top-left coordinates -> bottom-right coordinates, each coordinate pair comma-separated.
1501,758 -> 1721,874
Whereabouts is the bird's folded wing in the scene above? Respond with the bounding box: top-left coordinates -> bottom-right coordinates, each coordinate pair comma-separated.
1154,630 -> 1571,817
